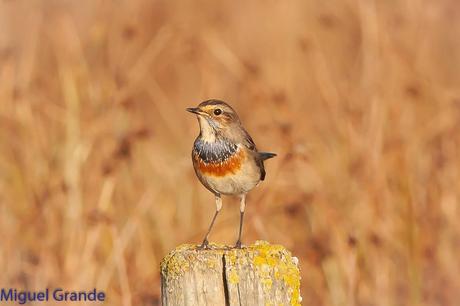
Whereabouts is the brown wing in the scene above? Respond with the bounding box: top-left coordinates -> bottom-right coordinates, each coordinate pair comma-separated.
240,128 -> 270,180
241,128 -> 257,151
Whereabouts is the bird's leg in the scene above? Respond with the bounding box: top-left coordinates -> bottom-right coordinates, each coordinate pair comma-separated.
199,194 -> 222,249
234,194 -> 246,248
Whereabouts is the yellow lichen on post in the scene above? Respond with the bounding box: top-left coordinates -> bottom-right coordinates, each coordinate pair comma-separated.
160,241 -> 301,306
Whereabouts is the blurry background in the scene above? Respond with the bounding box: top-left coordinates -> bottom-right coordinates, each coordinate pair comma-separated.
1,0 -> 460,305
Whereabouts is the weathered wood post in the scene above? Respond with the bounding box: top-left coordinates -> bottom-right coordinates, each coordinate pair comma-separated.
161,241 -> 301,306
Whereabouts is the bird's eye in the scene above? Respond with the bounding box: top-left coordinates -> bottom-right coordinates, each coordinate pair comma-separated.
213,109 -> 222,116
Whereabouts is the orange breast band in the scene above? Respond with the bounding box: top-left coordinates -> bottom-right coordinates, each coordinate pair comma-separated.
194,148 -> 245,177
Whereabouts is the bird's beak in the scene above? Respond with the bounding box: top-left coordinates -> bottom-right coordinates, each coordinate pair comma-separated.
186,107 -> 204,115
186,107 -> 199,114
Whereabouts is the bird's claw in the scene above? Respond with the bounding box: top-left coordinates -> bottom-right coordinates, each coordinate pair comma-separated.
234,240 -> 242,249
197,239 -> 210,250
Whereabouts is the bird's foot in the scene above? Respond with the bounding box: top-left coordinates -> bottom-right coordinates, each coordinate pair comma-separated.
197,239 -> 210,250
234,240 -> 242,249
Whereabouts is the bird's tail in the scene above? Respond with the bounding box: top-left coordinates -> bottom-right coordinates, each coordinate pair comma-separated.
259,152 -> 277,160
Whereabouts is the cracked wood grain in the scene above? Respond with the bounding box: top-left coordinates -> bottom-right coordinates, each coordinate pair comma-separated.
160,242 -> 301,306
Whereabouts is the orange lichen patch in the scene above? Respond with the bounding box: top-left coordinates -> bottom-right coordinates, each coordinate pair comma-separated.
193,149 -> 245,177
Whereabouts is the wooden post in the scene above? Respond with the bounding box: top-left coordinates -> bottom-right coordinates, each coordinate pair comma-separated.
161,241 -> 301,306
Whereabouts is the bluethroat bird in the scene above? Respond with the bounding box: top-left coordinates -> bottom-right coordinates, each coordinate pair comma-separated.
186,99 -> 276,249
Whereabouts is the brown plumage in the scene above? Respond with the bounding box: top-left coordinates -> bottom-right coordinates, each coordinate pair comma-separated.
186,99 -> 276,248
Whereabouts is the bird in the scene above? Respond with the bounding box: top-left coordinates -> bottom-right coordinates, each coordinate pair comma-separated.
186,99 -> 276,249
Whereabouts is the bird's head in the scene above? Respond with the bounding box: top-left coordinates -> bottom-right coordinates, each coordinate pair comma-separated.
186,99 -> 240,141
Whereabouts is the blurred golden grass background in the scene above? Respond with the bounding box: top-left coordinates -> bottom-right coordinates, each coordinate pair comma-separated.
1,0 -> 460,305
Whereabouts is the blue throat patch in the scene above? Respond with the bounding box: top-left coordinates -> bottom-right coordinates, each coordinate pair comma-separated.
193,138 -> 238,163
